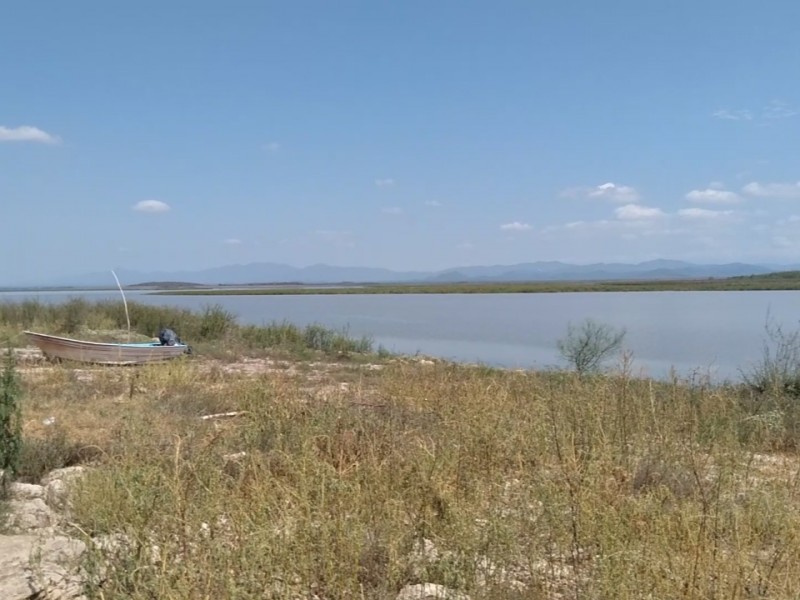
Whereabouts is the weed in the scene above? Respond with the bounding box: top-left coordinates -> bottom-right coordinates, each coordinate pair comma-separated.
0,348 -> 22,494
742,316 -> 800,396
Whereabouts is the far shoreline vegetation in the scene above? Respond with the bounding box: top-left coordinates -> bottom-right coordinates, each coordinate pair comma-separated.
4,270 -> 800,296
142,269 -> 800,295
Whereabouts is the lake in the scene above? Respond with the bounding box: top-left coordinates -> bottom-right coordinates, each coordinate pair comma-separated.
3,289 -> 799,381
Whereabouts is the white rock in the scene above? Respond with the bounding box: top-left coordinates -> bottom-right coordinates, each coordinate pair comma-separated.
92,532 -> 134,555
46,479 -> 71,511
396,583 -> 470,600
0,534 -> 86,600
409,537 -> 440,568
8,482 -> 45,501
41,466 -> 88,486
12,347 -> 44,363
3,498 -> 59,533
42,466 -> 89,512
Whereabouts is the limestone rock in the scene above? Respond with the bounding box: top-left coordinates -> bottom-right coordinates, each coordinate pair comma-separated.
12,346 -> 44,364
408,538 -> 441,579
3,498 -> 59,533
396,583 -> 470,600
8,482 -> 45,501
45,479 -> 71,512
0,534 -> 86,600
42,466 -> 88,512
41,466 -> 88,487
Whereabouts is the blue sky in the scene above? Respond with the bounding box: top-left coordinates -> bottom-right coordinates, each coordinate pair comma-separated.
3,1 -> 800,283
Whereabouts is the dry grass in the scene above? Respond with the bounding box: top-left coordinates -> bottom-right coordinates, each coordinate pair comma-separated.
8,349 -> 800,599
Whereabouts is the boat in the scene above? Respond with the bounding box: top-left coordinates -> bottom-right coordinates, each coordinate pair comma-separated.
23,331 -> 191,365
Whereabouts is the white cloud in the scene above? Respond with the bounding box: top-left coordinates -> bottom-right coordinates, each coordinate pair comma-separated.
375,178 -> 395,187
562,182 -> 640,203
589,182 -> 640,203
742,181 -> 800,199
132,199 -> 171,213
614,204 -> 666,220
382,206 -> 403,215
534,201 -> 800,262
263,142 -> 280,152
0,125 -> 60,144
425,200 -> 442,207
223,238 -> 242,245
685,189 -> 742,204
713,101 -> 797,122
677,207 -> 735,220
763,100 -> 798,120
712,109 -> 753,121
500,221 -> 532,231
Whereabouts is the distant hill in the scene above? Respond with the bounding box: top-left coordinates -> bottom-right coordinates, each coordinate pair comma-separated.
24,259 -> 795,288
57,263 -> 430,287
428,260 -> 773,283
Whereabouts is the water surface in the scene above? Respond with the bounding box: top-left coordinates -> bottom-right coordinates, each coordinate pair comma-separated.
4,289 -> 798,380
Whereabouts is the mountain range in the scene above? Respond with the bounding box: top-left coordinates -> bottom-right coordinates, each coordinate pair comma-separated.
27,259 -> 800,288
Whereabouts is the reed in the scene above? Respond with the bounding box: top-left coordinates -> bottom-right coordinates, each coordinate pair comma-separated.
0,299 -> 373,357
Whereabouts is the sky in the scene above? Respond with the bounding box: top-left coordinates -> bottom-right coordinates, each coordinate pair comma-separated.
3,1 -> 800,284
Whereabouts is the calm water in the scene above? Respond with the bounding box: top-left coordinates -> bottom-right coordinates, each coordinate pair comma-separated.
3,289 -> 800,380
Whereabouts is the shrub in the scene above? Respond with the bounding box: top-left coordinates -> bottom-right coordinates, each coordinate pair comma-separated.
61,298 -> 90,334
557,318 -> 626,375
197,304 -> 236,340
303,324 -> 372,354
0,348 -> 22,494
16,429 -> 98,483
742,317 -> 800,397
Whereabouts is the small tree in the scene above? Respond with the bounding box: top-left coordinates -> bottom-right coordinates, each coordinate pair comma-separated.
0,348 -> 22,495
741,316 -> 800,396
557,318 -> 626,375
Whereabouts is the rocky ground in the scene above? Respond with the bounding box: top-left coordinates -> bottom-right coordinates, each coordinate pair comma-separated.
1,466 -> 89,600
1,466 -> 481,600
5,345 -> 798,599
2,347 -> 472,600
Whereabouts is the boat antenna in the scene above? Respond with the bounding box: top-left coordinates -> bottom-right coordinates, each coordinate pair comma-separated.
111,270 -> 131,342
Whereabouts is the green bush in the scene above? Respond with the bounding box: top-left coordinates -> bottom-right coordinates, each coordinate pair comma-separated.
0,349 -> 22,494
197,304 -> 236,340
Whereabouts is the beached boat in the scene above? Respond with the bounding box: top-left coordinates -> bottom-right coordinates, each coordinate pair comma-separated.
24,331 -> 191,365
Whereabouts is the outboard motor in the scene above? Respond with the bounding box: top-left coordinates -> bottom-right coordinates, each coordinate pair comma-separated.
158,328 -> 181,346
